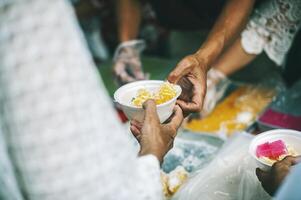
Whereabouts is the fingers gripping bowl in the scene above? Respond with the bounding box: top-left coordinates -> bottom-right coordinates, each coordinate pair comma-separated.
249,129 -> 301,171
114,80 -> 182,123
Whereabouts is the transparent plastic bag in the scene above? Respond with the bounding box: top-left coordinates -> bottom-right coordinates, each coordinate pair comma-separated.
173,133 -> 271,200
201,68 -> 231,117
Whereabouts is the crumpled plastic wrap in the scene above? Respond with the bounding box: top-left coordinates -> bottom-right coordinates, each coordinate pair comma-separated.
201,68 -> 231,117
173,133 -> 271,200
162,137 -> 221,173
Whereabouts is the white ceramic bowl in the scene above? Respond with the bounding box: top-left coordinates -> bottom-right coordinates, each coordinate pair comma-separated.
249,129 -> 301,171
114,80 -> 182,123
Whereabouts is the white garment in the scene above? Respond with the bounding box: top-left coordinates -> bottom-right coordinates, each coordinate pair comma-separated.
241,0 -> 301,66
0,122 -> 24,200
0,0 -> 162,199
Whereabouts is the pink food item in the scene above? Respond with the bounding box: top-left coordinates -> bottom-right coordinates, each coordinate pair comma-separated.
258,109 -> 301,131
256,140 -> 288,160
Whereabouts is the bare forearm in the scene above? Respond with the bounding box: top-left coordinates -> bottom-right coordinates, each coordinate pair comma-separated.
213,37 -> 257,76
195,0 -> 255,70
116,0 -> 142,42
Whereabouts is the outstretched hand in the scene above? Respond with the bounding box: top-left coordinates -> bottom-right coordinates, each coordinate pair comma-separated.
168,54 -> 207,115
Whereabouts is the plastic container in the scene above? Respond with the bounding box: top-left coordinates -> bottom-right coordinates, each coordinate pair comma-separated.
114,80 -> 182,123
249,129 -> 301,171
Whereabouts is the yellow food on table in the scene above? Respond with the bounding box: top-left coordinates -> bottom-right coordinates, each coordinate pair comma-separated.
184,86 -> 275,136
132,82 -> 177,107
161,166 -> 188,198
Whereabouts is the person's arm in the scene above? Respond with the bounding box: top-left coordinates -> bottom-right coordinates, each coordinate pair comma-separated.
116,0 -> 142,42
0,1 -> 179,199
192,37 -> 257,117
114,0 -> 147,85
195,0 -> 255,69
212,36 -> 257,76
168,0 -> 255,113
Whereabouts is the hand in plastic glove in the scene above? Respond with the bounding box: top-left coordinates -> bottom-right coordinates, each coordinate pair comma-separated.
130,100 -> 183,164
256,156 -> 301,196
201,68 -> 230,116
168,54 -> 207,115
113,40 -> 148,85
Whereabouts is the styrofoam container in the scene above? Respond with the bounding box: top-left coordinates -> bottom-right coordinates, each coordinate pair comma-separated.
114,80 -> 182,123
249,129 -> 301,171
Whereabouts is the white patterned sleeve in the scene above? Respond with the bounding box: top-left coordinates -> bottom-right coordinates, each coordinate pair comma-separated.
241,0 -> 301,66
0,0 -> 163,199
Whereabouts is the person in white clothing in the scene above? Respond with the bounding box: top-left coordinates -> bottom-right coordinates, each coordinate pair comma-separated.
0,0 -> 183,199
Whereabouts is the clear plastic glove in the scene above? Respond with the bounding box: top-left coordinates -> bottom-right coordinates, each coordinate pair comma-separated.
201,68 -> 231,116
113,40 -> 148,85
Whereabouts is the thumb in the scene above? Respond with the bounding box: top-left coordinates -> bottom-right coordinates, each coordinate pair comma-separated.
143,99 -> 160,124
168,61 -> 192,83
168,55 -> 200,83
256,168 -> 270,183
281,155 -> 299,166
168,67 -> 190,84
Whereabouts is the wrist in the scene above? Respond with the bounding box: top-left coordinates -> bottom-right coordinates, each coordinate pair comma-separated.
192,53 -> 209,73
139,147 -> 164,164
195,39 -> 224,71
120,35 -> 134,43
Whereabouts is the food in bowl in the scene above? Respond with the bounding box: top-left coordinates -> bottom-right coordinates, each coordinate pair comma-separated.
249,129 -> 301,170
131,82 -> 177,107
114,80 -> 182,123
256,139 -> 298,165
